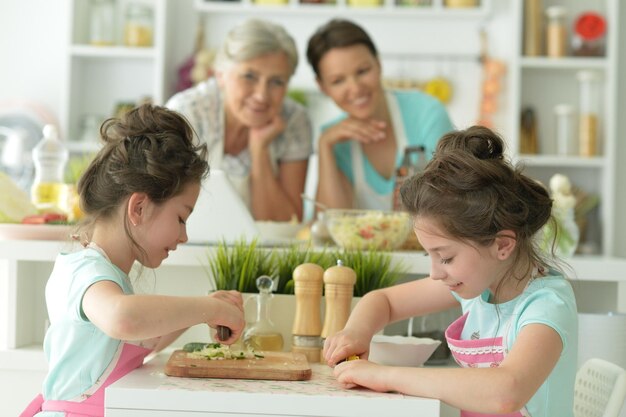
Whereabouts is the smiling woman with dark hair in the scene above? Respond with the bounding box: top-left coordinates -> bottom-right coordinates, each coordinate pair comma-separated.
307,19 -> 454,211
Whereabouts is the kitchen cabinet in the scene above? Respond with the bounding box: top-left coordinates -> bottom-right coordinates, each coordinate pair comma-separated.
105,352 -> 459,417
60,0 -> 170,153
508,0 -> 619,256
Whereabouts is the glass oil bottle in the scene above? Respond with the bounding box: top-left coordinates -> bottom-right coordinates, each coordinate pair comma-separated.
243,275 -> 284,351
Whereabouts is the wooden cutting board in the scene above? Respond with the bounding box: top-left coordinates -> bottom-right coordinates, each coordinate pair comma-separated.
164,350 -> 312,381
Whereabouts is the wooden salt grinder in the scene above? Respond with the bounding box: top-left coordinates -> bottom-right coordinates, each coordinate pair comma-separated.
321,260 -> 356,353
291,263 -> 324,363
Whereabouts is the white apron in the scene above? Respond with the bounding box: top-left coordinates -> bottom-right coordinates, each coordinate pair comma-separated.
351,92 -> 408,210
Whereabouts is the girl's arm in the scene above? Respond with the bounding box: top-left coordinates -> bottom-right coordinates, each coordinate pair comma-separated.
82,281 -> 245,344
334,322 -> 563,414
324,277 -> 458,365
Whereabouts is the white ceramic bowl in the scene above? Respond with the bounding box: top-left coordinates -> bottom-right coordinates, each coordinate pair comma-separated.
325,209 -> 411,251
368,335 -> 441,367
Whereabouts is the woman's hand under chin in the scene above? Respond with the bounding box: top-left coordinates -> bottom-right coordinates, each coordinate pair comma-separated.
319,117 -> 386,149
249,115 -> 286,152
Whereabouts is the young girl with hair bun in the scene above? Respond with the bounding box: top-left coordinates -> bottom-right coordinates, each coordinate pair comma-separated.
21,104 -> 245,417
323,126 -> 577,417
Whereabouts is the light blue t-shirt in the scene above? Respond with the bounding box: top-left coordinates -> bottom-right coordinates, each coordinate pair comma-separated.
452,275 -> 578,417
38,248 -> 133,416
326,89 -> 454,197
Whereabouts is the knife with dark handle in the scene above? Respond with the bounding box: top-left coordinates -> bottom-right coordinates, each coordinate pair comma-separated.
216,325 -> 231,342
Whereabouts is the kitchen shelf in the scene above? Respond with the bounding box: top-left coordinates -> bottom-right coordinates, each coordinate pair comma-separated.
60,0 -> 168,149
0,345 -> 46,371
510,0 -> 618,256
70,45 -> 158,59
520,57 -> 608,70
516,155 -> 606,168
195,0 -> 491,17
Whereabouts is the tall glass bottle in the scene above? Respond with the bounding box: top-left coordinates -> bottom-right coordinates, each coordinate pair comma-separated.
577,71 -> 602,157
243,275 -> 284,351
31,125 -> 70,214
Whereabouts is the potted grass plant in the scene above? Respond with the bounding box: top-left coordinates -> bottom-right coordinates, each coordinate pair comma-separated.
204,238 -> 406,296
203,239 -> 407,350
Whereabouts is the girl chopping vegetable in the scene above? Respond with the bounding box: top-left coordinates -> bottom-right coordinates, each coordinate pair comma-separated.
323,126 -> 578,416
21,104 -> 245,417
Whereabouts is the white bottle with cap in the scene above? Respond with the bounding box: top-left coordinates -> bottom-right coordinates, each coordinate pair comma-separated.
31,125 -> 70,213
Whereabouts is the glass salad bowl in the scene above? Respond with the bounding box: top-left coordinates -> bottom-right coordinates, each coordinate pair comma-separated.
325,209 -> 412,251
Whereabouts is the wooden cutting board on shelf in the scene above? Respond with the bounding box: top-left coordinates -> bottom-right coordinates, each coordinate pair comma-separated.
164,350 -> 312,381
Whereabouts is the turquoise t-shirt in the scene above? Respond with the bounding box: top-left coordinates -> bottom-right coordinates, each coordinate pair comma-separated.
452,275 -> 578,417
39,248 -> 133,417
325,89 -> 454,196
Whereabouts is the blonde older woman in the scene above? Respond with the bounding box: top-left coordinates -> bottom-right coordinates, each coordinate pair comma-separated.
167,19 -> 312,221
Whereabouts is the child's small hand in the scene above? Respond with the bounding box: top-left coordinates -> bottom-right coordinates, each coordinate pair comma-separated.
323,328 -> 370,367
206,291 -> 245,344
208,290 -> 244,313
334,359 -> 389,392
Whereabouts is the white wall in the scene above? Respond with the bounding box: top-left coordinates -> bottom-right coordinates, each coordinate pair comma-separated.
0,0 -> 67,123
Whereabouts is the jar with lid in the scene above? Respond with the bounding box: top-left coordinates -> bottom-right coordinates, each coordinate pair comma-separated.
572,12 -> 606,57
577,71 -> 602,157
124,3 -> 153,47
89,0 -> 115,46
545,6 -> 567,58
553,104 -> 576,156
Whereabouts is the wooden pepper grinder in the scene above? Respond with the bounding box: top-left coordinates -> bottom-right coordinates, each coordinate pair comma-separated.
291,263 -> 324,363
321,260 -> 356,361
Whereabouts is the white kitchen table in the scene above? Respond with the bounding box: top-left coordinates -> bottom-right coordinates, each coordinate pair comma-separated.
105,352 -> 459,417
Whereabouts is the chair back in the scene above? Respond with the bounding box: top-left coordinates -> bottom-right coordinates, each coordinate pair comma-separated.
574,358 -> 626,417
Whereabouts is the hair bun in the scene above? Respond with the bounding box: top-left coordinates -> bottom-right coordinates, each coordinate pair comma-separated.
436,125 -> 505,161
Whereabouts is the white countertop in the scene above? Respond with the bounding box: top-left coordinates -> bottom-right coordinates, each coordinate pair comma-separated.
105,352 -> 458,417
1,237 -> 626,282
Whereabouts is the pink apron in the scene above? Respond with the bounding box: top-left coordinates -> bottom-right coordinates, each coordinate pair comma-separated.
445,312 -> 526,417
20,342 -> 151,417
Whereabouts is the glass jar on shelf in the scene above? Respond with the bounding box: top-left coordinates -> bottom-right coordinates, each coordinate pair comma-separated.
545,6 -> 567,58
124,3 -> 154,47
553,104 -> 575,156
572,12 -> 606,57
89,0 -> 115,46
577,71 -> 602,157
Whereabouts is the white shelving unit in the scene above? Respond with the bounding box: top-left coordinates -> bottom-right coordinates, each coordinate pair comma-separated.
508,0 -> 618,256
59,0 -> 169,153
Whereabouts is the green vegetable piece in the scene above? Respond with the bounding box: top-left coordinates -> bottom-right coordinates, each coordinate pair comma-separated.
182,342 -> 208,352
